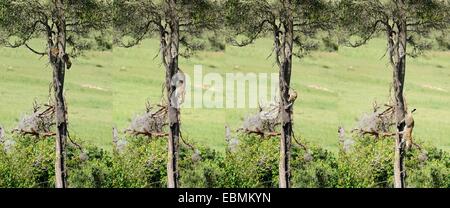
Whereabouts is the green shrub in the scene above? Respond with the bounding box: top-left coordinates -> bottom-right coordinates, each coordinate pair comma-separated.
219,135 -> 338,188
0,135 -> 113,188
110,136 -> 225,188
434,31 -> 450,50
0,134 -> 448,188
179,145 -> 225,188
219,135 -> 279,188
337,137 -> 449,188
0,136 -> 55,188
337,137 -> 394,188
109,136 -> 167,188
406,145 -> 449,188
68,144 -> 113,188
291,145 -> 338,188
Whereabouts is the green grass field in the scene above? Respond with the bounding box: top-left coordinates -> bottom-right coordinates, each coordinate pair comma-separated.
1,38 -> 449,151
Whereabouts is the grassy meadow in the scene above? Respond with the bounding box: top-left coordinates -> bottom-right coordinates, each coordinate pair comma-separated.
0,38 -> 449,152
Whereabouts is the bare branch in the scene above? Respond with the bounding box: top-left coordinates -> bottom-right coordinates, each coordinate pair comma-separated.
25,44 -> 46,56
230,19 -> 270,47
346,20 -> 386,48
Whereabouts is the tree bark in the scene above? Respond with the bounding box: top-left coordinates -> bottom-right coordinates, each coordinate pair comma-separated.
164,0 -> 180,188
392,0 -> 407,188
393,23 -> 407,188
278,0 -> 294,188
52,0 -> 68,188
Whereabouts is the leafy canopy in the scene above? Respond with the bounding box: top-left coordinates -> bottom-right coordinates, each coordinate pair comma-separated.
338,0 -> 450,53
113,0 -> 222,56
0,0 -> 112,56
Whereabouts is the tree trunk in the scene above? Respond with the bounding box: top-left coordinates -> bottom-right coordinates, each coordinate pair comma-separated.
52,58 -> 68,188
392,1 -> 407,188
278,1 -> 294,188
165,0 -> 180,188
393,23 -> 407,188
53,0 -> 68,188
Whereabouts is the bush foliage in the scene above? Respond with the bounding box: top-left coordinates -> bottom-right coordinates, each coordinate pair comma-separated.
0,134 -> 448,188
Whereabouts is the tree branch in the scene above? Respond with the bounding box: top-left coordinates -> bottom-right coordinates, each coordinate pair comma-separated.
25,44 -> 46,56
347,20 -> 386,48
230,19 -> 270,47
